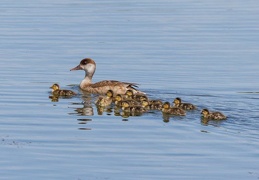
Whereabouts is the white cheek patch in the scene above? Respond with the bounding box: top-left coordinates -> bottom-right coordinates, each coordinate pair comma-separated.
86,64 -> 95,74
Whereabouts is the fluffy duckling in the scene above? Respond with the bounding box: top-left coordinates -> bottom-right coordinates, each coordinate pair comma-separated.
201,109 -> 227,120
149,99 -> 163,110
121,101 -> 146,114
173,97 -> 196,110
114,94 -> 125,106
141,99 -> 163,110
50,83 -> 76,96
95,90 -> 114,107
162,102 -> 186,116
125,89 -> 148,102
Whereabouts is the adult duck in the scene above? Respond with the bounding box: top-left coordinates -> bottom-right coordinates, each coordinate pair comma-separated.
70,58 -> 144,95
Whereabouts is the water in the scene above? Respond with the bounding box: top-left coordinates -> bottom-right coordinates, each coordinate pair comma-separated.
1,0 -> 259,179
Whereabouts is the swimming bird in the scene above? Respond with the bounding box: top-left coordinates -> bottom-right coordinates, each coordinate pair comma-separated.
70,58 -> 144,95
95,90 -> 114,107
125,89 -> 148,102
173,97 -> 196,110
201,109 -> 227,120
121,101 -> 146,115
161,102 -> 186,116
141,99 -> 163,110
50,83 -> 76,96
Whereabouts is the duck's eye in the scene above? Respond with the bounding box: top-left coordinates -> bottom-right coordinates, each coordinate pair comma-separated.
81,60 -> 87,65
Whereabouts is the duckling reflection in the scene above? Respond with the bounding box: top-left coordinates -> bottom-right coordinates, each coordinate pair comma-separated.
49,95 -> 59,102
50,83 -> 76,96
173,97 -> 196,110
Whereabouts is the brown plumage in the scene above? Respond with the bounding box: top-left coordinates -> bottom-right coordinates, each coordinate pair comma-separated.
162,102 -> 186,116
173,97 -> 196,110
201,109 -> 227,120
50,83 -> 76,96
70,58 -> 144,95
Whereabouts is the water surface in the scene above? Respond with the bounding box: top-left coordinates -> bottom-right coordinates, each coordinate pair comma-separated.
1,0 -> 259,179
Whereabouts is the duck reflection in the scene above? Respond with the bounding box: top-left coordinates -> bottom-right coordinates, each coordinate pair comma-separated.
73,94 -> 94,116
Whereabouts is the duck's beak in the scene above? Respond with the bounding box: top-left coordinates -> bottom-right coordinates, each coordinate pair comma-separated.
70,64 -> 83,71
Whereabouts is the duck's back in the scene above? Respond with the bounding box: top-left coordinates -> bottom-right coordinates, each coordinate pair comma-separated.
81,80 -> 142,95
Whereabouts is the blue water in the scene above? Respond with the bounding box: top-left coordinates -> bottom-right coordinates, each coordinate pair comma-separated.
1,1 -> 259,179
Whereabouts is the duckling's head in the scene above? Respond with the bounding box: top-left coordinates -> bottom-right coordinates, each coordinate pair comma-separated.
125,90 -> 133,98
173,97 -> 181,105
141,100 -> 149,107
106,90 -> 114,98
121,101 -> 130,108
50,83 -> 60,91
201,109 -> 210,117
139,95 -> 148,102
115,94 -> 123,102
162,102 -> 171,109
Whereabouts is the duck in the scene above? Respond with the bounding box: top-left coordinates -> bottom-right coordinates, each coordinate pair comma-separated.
50,83 -> 76,96
173,97 -> 196,110
70,58 -> 144,95
201,109 -> 227,120
95,90 -> 114,107
161,102 -> 186,116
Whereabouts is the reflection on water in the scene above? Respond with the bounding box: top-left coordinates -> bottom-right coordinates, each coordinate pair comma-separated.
200,117 -> 226,127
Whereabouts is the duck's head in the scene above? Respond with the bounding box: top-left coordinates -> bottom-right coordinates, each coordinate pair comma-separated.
173,97 -> 181,105
70,58 -> 96,75
50,83 -> 60,91
162,102 -> 171,109
201,109 -> 210,117
106,90 -> 114,98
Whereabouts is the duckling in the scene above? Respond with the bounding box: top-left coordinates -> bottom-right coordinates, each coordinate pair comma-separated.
161,102 -> 186,116
173,97 -> 196,110
50,83 -> 76,96
125,89 -> 148,102
134,93 -> 148,102
201,109 -> 227,120
125,89 -> 134,99
141,99 -> 163,110
121,101 -> 146,115
95,90 -> 114,107
141,99 -> 150,110
121,99 -> 140,107
114,94 -> 124,106
149,99 -> 163,110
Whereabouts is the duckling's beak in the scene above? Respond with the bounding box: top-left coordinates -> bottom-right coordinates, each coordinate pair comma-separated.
70,64 -> 83,71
